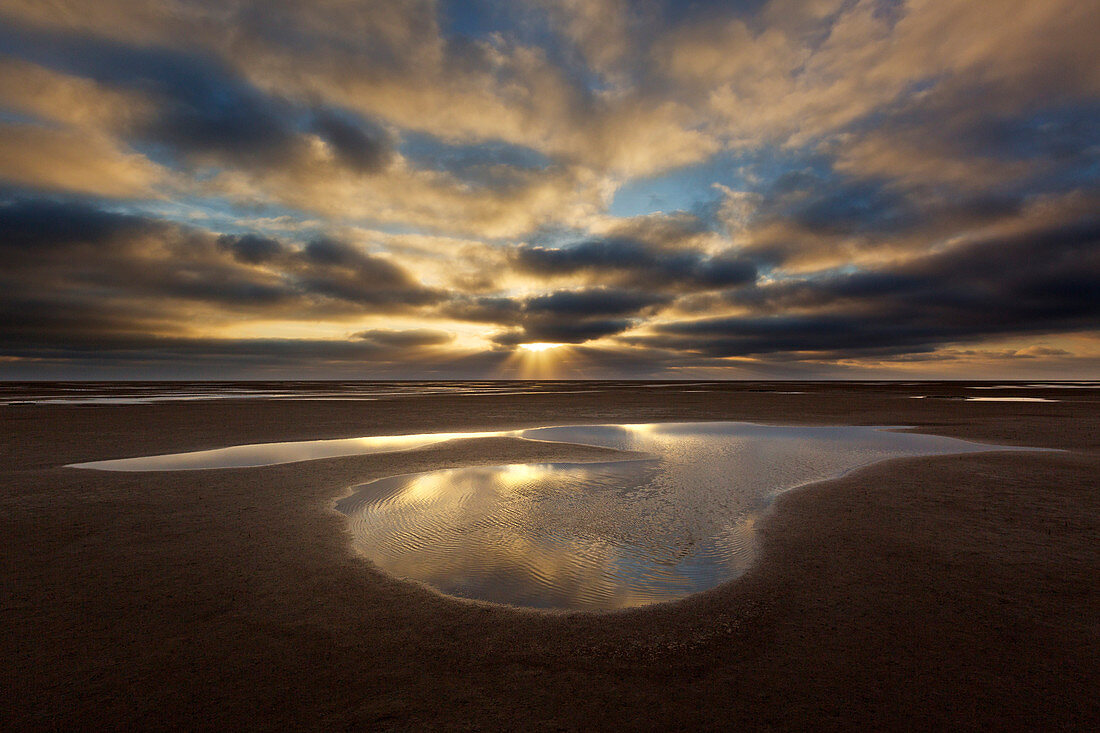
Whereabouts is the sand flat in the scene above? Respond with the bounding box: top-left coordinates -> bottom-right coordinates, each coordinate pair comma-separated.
2,382 -> 1098,729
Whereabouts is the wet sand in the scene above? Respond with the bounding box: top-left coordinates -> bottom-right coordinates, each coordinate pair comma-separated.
3,382 -> 1098,730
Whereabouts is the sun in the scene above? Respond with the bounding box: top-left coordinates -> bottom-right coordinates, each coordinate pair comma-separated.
502,342 -> 572,378
518,342 -> 564,353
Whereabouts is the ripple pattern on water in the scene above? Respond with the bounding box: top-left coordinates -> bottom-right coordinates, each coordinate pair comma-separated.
334,422 -> 1030,611
70,420 -> 1039,610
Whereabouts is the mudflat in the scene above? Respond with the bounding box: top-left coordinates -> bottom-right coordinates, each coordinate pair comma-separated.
3,382 -> 1098,730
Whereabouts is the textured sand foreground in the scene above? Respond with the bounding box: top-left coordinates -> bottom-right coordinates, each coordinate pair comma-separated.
2,382 -> 1098,730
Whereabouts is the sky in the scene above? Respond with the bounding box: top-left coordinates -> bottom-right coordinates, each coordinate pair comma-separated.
0,0 -> 1098,380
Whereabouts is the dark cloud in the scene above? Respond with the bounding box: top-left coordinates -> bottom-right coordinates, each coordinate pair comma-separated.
352,328 -> 454,347
217,233 -> 286,264
513,238 -> 757,290
728,161 -> 1048,269
752,169 -> 926,239
0,196 -> 438,355
311,109 -> 394,173
142,59 -> 300,167
490,319 -> 633,345
0,196 -> 146,246
0,26 -> 398,174
302,237 -> 361,266
446,287 -> 668,345
524,288 -> 667,316
636,217 -> 1100,358
954,103 -> 1100,165
399,133 -> 553,190
787,179 -> 917,237
444,295 -> 523,324
40,37 -> 303,167
293,237 -> 434,306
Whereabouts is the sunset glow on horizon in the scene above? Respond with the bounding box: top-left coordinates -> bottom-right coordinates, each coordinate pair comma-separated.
518,343 -> 566,353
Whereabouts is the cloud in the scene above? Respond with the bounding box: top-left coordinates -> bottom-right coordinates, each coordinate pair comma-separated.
310,109 -> 394,173
0,56 -> 153,130
217,233 -> 285,264
490,318 -> 633,346
0,0 -> 718,180
0,0 -> 1097,376
512,211 -> 759,290
634,217 -> 1100,358
1013,345 -> 1072,358
0,122 -> 166,198
525,288 -> 667,316
0,197 -> 440,355
352,328 -> 454,347
447,287 -> 668,345
711,158 -> 1093,273
535,0 -> 638,81
0,25 -> 603,236
514,238 -> 757,290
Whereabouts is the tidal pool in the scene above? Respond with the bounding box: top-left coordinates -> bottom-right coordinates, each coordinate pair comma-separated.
72,422 -> 1034,611
332,422 -> 1027,611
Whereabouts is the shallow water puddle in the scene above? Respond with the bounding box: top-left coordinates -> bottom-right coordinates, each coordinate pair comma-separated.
333,424 -> 1032,610
72,429 -> 518,470
965,397 -> 1058,403
72,422 -> 1036,611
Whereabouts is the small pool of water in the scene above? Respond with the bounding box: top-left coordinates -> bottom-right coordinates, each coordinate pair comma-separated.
965,397 -> 1058,403
72,422 -> 1035,611
334,423 -> 1029,610
72,429 -> 519,470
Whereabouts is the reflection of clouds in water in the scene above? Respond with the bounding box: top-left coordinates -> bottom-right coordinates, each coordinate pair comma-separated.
73,420 -> 1038,610
520,424 -> 643,451
341,461 -> 683,609
337,423 -> 1029,611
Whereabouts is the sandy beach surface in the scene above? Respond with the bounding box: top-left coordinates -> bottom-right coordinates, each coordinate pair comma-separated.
3,382 -> 1098,730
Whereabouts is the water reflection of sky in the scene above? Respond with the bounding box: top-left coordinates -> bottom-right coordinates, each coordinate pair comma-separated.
73,421 -> 1035,611
331,423 -> 1027,611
